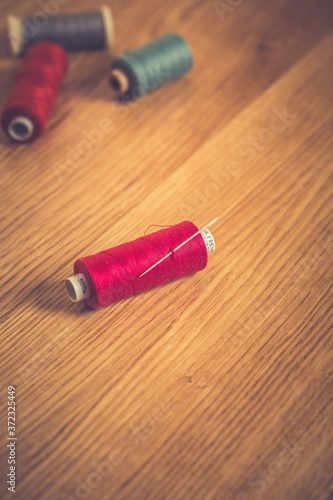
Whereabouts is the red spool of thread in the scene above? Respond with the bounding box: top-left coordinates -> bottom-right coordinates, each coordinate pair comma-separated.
1,41 -> 68,143
65,221 -> 215,310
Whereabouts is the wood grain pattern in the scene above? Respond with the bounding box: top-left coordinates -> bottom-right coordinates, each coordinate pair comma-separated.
0,1 -> 332,499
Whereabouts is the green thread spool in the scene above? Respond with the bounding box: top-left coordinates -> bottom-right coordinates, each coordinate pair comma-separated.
109,33 -> 193,100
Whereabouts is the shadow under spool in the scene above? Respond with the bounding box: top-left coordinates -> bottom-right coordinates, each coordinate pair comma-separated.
7,5 -> 114,56
109,33 -> 193,100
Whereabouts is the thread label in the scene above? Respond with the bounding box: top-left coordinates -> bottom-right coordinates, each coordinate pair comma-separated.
66,273 -> 91,302
201,228 -> 215,253
77,275 -> 88,295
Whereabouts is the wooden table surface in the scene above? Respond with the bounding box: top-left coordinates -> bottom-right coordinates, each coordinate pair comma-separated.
0,0 -> 332,499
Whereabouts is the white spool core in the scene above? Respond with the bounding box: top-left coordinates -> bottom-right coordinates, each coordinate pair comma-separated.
8,116 -> 34,142
100,5 -> 115,49
66,273 -> 91,302
110,69 -> 130,97
7,15 -> 23,56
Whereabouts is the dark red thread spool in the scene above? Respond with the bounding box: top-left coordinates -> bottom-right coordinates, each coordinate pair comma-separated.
1,41 -> 68,143
65,221 -> 215,310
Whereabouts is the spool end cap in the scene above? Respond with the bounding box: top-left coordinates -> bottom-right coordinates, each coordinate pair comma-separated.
8,116 -> 34,142
109,69 -> 130,97
66,274 -> 91,302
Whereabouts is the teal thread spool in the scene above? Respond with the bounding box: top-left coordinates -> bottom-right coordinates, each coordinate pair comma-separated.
109,33 -> 193,100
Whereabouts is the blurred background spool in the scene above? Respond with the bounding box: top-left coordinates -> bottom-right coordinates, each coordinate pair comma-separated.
109,33 -> 193,100
1,42 -> 68,143
7,5 -> 114,56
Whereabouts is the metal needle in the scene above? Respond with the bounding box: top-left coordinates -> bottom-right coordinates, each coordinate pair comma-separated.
138,217 -> 218,278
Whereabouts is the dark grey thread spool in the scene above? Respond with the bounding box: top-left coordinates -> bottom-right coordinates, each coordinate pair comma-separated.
109,33 -> 193,101
7,6 -> 114,56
